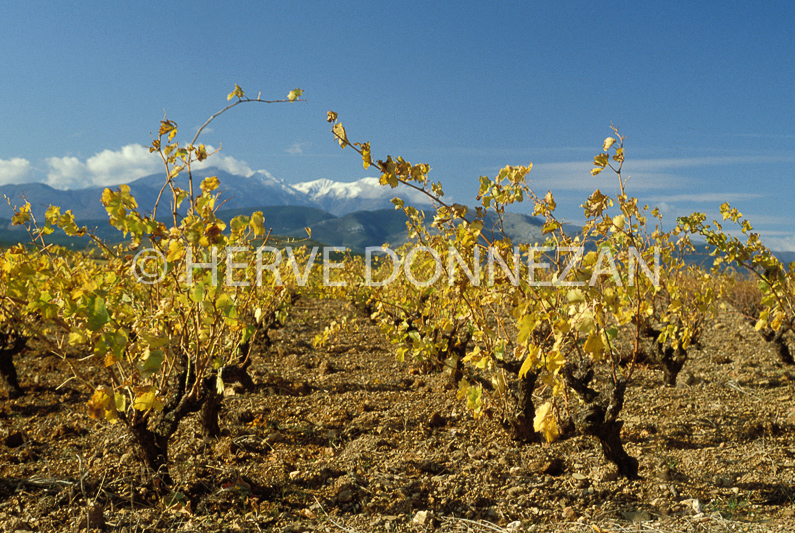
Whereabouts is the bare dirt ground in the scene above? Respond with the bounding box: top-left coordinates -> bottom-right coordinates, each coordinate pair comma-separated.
0,296 -> 794,532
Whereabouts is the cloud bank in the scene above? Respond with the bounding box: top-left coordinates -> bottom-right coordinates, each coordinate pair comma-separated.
0,144 -> 258,190
0,158 -> 34,185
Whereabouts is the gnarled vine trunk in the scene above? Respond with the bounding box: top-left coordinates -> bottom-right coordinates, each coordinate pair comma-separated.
122,357 -> 203,486
0,332 -> 28,399
759,327 -> 794,365
495,359 -> 540,442
562,361 -> 639,479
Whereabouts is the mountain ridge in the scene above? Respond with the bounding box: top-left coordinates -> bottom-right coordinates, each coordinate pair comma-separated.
2,168 -> 790,261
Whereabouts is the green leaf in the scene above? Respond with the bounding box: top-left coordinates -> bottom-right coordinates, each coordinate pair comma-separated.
190,283 -> 205,303
230,215 -> 249,233
139,350 -> 164,378
216,292 -> 236,318
86,296 -> 110,331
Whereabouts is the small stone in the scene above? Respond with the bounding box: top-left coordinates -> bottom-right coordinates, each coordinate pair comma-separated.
505,521 -> 522,533
337,489 -> 354,503
562,506 -> 577,520
571,473 -> 587,481
298,508 -> 316,519
412,510 -> 436,527
682,498 -> 703,514
596,467 -> 618,482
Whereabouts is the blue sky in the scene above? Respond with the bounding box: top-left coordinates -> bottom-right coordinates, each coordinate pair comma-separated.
1,2 -> 794,249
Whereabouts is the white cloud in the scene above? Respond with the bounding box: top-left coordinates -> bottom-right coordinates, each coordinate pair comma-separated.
85,144 -> 161,186
529,154 -> 795,193
285,142 -> 309,155
45,144 -> 160,189
647,192 -> 763,203
41,144 -> 259,189
627,154 -> 795,169
192,146 -> 255,177
0,158 -> 34,185
531,161 -> 687,191
45,156 -> 91,189
255,169 -> 279,181
755,234 -> 795,253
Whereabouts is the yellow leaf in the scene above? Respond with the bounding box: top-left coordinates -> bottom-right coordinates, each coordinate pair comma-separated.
87,387 -> 118,421
326,111 -> 338,123
332,123 -> 349,148
566,289 -> 586,303
545,350 -> 566,373
518,344 -> 540,378
227,84 -> 244,101
287,88 -> 303,102
167,239 -> 185,262
68,330 -> 87,345
200,176 -> 220,193
361,142 -> 372,169
250,211 -> 265,236
603,137 -> 617,151
533,401 -> 559,443
583,332 -> 605,357
593,153 -> 609,168
133,389 -> 164,412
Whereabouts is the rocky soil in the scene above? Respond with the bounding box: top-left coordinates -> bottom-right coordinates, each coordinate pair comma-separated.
0,297 -> 794,532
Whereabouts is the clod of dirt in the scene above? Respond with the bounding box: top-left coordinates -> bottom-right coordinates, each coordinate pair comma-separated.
317,359 -> 335,375
3,430 -> 24,448
427,411 -> 446,428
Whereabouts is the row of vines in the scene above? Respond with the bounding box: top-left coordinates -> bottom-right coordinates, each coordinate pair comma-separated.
317,114 -> 795,480
0,88 -> 792,493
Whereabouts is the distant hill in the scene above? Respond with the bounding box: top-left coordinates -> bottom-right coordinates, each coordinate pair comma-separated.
0,168 -> 791,261
215,205 -> 336,238
0,168 -> 317,222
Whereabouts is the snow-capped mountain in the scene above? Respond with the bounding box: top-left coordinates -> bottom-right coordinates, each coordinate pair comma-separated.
293,177 -> 433,216
0,167 -> 319,222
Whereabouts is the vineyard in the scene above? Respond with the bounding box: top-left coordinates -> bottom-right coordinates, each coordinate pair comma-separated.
0,89 -> 794,532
